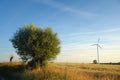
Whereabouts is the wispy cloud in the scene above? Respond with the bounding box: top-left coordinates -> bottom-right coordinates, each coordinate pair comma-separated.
103,27 -> 120,33
60,27 -> 120,38
59,27 -> 120,51
35,0 -> 96,17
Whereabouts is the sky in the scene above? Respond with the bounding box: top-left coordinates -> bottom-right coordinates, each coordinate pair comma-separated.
0,0 -> 120,63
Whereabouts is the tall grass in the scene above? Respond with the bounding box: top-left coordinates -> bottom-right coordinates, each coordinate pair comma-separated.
0,62 -> 120,80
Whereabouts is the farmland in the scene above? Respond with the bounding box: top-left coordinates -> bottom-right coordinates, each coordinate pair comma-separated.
0,62 -> 120,80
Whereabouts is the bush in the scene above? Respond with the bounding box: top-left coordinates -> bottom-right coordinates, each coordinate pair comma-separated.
93,60 -> 97,64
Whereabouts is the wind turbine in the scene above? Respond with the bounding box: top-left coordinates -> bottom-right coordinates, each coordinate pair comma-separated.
92,39 -> 102,64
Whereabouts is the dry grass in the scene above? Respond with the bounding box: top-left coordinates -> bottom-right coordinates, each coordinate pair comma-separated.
0,62 -> 120,80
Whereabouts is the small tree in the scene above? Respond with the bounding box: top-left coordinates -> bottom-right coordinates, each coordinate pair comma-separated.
10,23 -> 60,67
93,60 -> 97,64
10,55 -> 14,62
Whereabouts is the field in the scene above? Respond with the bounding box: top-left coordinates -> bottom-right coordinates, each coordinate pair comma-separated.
0,62 -> 120,80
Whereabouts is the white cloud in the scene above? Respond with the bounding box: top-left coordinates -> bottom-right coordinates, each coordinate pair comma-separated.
57,27 -> 120,63
34,0 -> 96,17
103,27 -> 120,33
60,27 -> 120,39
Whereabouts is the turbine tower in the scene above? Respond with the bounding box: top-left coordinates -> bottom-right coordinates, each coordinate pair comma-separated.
92,39 -> 102,64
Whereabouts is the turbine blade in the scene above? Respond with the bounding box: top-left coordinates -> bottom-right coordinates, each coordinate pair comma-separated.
91,44 -> 97,46
98,38 -> 100,44
98,44 -> 102,49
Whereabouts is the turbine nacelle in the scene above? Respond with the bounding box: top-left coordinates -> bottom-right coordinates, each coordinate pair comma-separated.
91,44 -> 102,49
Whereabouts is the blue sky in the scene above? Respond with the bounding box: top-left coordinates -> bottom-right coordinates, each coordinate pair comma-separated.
0,0 -> 120,63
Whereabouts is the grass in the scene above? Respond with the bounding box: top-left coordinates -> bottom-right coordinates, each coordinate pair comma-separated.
0,62 -> 120,80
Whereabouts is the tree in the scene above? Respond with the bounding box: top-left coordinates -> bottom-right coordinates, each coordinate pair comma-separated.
10,55 -> 14,62
93,60 -> 97,64
10,23 -> 60,67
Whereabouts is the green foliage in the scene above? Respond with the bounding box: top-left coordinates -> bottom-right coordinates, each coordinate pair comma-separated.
10,23 -> 60,67
93,60 -> 97,64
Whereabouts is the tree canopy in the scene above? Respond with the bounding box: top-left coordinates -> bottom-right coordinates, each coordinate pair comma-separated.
10,23 -> 60,67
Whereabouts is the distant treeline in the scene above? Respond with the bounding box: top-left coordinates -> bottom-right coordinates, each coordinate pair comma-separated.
100,62 -> 120,65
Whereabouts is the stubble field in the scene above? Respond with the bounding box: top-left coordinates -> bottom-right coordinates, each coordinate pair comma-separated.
0,62 -> 120,80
